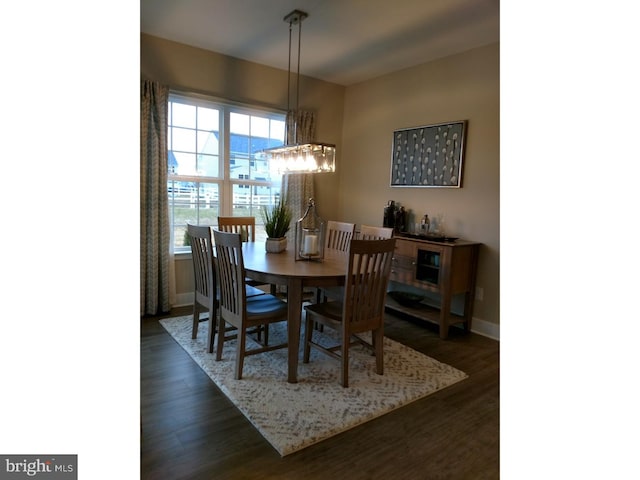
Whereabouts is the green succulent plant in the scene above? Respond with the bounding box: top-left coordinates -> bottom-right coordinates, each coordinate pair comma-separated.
261,201 -> 292,239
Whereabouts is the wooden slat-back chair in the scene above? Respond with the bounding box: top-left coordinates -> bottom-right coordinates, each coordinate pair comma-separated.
317,221 -> 356,304
186,224 -> 219,352
358,224 -> 394,240
217,216 -> 256,242
303,238 -> 396,387
325,221 -> 356,253
187,223 -> 267,353
213,230 -> 289,380
217,216 -> 275,295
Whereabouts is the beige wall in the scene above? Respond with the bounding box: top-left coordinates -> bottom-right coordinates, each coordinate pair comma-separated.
339,43 -> 499,326
141,34 -> 500,332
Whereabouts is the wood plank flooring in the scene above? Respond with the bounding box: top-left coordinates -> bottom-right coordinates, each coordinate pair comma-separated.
141,306 -> 499,479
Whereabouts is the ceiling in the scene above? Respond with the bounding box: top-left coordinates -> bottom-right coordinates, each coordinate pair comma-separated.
140,0 -> 500,86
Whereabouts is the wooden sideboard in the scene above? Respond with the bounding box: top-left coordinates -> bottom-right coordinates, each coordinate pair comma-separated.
386,235 -> 480,339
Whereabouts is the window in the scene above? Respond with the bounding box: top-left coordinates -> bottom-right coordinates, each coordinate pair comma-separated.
167,93 -> 286,252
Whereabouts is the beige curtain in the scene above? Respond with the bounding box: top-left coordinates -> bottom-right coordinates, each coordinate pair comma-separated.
286,109 -> 316,146
283,110 -> 317,245
140,79 -> 171,316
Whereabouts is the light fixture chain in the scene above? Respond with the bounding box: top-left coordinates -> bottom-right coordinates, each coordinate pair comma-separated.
295,15 -> 302,145
287,21 -> 292,113
287,20 -> 293,144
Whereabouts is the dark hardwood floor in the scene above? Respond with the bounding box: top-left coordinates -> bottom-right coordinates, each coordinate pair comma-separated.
141,306 -> 499,479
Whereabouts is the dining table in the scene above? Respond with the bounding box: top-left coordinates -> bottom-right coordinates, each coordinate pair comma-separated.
241,242 -> 348,383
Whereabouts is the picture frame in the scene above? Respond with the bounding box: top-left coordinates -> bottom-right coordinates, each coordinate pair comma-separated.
390,120 -> 467,188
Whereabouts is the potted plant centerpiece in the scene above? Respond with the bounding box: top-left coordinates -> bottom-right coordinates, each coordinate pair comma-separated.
261,200 -> 292,253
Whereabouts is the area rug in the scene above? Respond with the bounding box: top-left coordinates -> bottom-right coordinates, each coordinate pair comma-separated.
159,315 -> 467,456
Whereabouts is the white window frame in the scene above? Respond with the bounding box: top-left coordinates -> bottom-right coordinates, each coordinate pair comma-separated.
168,92 -> 285,253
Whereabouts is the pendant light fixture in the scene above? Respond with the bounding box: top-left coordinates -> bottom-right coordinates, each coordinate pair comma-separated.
264,9 -> 336,174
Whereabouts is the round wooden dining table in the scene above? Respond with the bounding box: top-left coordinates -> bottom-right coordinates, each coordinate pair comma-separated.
241,242 -> 348,383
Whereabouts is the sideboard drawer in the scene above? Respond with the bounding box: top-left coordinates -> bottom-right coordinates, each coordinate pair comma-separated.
391,254 -> 414,270
390,261 -> 414,283
394,239 -> 416,257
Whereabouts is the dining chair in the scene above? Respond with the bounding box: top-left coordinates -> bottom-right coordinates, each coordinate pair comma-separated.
303,238 -> 396,387
358,224 -> 394,240
213,230 -> 289,380
316,221 -> 356,304
320,224 -> 394,305
217,216 -> 256,242
217,216 -> 276,294
187,224 -> 266,354
187,224 -> 217,350
325,220 -> 356,253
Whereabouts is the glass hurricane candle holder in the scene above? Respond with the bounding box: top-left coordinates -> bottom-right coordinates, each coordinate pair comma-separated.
295,198 -> 325,261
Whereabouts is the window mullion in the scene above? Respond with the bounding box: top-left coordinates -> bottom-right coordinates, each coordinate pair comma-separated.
220,107 -> 232,216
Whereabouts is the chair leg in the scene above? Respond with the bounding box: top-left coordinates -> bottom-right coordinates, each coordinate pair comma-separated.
192,304 -> 199,339
312,289 -> 325,332
341,332 -> 349,388
207,305 -> 216,353
373,328 -> 384,375
303,313 -> 313,363
235,327 -> 247,380
215,315 -> 226,361
253,324 -> 269,345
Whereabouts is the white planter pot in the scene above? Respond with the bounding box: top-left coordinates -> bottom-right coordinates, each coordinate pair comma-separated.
265,237 -> 287,253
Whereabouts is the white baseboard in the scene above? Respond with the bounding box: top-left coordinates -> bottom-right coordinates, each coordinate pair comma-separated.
471,317 -> 500,341
174,292 -> 193,308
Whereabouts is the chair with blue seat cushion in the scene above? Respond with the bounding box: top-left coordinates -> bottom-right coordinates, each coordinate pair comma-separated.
187,224 -> 266,354
213,229 -> 289,380
303,238 -> 396,387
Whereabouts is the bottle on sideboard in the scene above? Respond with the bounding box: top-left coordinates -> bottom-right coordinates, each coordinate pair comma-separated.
420,214 -> 430,234
383,200 -> 397,229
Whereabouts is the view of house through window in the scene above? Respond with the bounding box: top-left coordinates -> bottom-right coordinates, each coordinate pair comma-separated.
168,93 -> 285,252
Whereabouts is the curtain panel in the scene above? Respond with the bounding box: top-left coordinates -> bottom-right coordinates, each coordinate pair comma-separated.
286,109 -> 316,146
283,109 -> 316,248
140,79 -> 171,316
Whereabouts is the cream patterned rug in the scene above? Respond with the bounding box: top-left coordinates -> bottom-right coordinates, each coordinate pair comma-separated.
159,314 -> 467,456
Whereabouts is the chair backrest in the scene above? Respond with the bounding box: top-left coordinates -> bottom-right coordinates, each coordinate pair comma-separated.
187,224 -> 216,308
213,230 -> 246,324
342,238 -> 396,333
325,221 -> 356,252
359,224 -> 394,240
217,216 -> 256,242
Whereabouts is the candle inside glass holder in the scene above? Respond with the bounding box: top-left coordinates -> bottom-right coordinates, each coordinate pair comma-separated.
295,198 -> 325,261
300,229 -> 320,256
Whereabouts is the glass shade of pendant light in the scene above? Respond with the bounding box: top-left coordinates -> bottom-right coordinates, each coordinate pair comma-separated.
266,143 -> 336,174
263,9 -> 336,175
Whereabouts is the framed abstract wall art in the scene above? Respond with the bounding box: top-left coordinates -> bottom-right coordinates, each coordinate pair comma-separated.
390,120 -> 467,187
